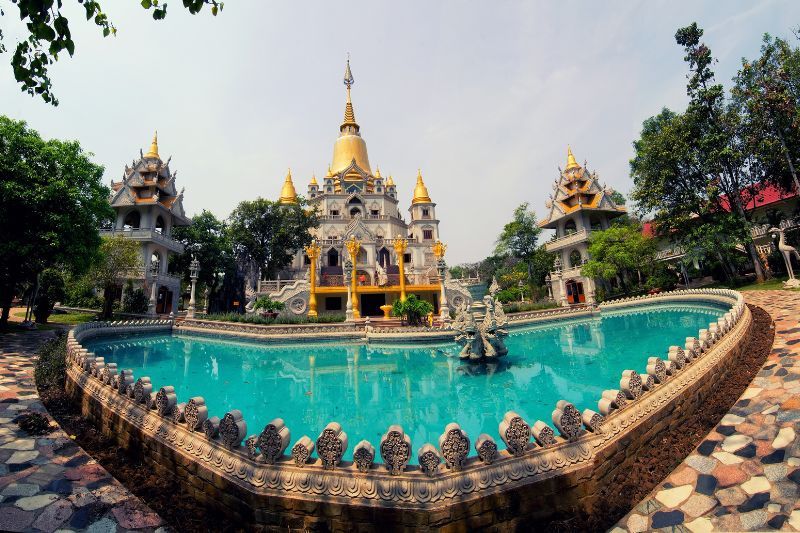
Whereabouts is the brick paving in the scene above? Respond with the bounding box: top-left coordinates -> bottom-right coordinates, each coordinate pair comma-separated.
0,329 -> 166,533
613,290 -> 800,532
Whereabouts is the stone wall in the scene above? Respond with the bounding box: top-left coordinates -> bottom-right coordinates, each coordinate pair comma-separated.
64,290 -> 752,530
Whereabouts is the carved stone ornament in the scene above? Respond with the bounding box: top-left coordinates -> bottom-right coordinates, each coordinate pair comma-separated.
245,435 -> 259,459
315,422 -> 348,470
642,373 -> 656,391
582,409 -> 605,433
353,440 -> 375,473
184,397 -> 208,432
257,418 -> 291,465
203,416 -> 220,440
133,377 -> 153,404
438,422 -> 470,471
418,444 -> 441,477
475,434 -> 498,464
668,346 -> 686,369
532,421 -> 557,448
620,369 -> 643,399
155,386 -> 177,417
598,389 -> 627,416
219,410 -> 247,449
380,425 -> 412,476
171,402 -> 186,424
291,436 -> 314,467
646,357 -> 667,383
117,369 -> 134,395
499,411 -> 530,457
552,400 -> 582,442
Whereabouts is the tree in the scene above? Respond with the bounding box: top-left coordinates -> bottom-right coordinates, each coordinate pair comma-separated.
227,198 -> 319,281
33,268 -> 66,323
609,190 -> 627,206
90,235 -> 142,319
494,203 -> 543,285
121,281 -> 149,314
0,116 -> 113,329
2,0 -> 222,105
581,222 -> 657,292
392,295 -> 433,326
171,210 -> 234,313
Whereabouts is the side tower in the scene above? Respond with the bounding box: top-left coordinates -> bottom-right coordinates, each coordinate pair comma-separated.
104,133 -> 191,314
540,147 -> 625,306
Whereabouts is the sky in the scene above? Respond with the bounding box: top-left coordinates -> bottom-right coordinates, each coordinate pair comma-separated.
2,0 -> 799,264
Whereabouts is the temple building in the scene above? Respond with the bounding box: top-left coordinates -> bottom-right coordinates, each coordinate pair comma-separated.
263,60 -> 471,318
540,148 -> 626,305
102,134 -> 190,314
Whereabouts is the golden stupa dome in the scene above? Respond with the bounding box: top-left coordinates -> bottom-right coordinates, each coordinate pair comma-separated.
412,169 -> 432,204
144,131 -> 160,159
279,169 -> 298,204
386,175 -> 395,187
309,174 -> 318,186
331,59 -> 371,175
565,146 -> 581,171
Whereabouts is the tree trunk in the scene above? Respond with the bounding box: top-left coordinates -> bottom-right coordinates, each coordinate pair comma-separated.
716,251 -> 733,282
776,129 -> 800,193
102,284 -> 115,319
729,193 -> 766,282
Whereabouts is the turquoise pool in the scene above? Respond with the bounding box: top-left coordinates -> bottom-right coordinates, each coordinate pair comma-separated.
83,301 -> 728,459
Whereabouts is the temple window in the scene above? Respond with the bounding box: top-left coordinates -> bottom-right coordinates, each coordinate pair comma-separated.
422,208 -> 430,218
330,209 -> 340,216
564,219 -> 577,235
370,209 -> 379,216
403,253 -> 412,264
123,211 -> 141,230
590,217 -> 602,231
155,215 -> 165,234
423,229 -> 434,240
350,207 -> 361,217
569,250 -> 582,268
303,255 -> 311,265
327,248 -> 339,266
327,187 -> 333,193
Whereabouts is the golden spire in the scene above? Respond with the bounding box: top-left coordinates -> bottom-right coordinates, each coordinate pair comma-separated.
412,169 -> 432,204
326,165 -> 333,178
332,57 -> 371,174
144,131 -> 160,159
386,175 -> 395,187
279,168 -> 298,204
374,166 -> 382,179
565,146 -> 580,171
342,58 -> 358,128
310,173 -> 318,186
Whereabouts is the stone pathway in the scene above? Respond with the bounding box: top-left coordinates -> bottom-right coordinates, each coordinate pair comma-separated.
0,329 -> 166,532
613,290 -> 800,532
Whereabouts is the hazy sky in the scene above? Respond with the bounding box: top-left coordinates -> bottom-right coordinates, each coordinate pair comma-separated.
3,1 -> 798,264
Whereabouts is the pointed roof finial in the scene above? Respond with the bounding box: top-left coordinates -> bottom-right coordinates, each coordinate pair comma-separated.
279,168 -> 298,204
341,55 -> 358,128
310,173 -> 318,186
145,131 -> 160,159
412,169 -> 432,204
386,175 -> 395,187
566,146 -> 580,171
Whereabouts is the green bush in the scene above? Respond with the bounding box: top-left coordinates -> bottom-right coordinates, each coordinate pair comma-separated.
33,268 -> 66,323
63,273 -> 102,309
203,312 -> 345,325
503,300 -> 559,314
495,288 -> 524,304
34,333 -> 67,391
121,282 -> 149,314
252,296 -> 285,312
392,295 -> 434,326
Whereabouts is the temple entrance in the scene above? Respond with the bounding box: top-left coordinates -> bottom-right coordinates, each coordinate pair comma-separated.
360,294 -> 386,317
565,279 -> 585,305
377,247 -> 391,267
327,248 -> 339,267
156,286 -> 173,314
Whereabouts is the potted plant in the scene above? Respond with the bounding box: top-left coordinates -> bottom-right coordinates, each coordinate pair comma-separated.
252,296 -> 285,319
391,295 -> 434,326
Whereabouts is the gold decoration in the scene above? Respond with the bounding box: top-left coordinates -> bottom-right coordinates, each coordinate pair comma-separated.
344,235 -> 362,318
393,237 -> 409,301
332,58 -> 371,175
412,170 -> 432,204
386,175 -> 395,187
432,240 -> 447,259
279,168 -> 298,205
565,146 -> 580,171
309,174 -> 318,186
144,131 -> 160,159
304,240 -> 321,317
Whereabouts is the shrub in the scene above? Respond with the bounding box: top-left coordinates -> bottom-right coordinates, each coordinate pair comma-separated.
121,282 -> 149,314
63,273 -> 102,309
33,268 -> 66,323
252,296 -> 285,312
34,333 -> 67,391
203,312 -> 345,325
503,300 -> 559,314
392,295 -> 434,326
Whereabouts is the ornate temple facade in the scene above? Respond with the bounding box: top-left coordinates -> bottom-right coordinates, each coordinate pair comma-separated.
540,148 -> 626,306
101,134 -> 190,314
265,61 -> 471,318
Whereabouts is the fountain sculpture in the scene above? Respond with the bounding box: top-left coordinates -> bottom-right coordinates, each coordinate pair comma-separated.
452,279 -> 509,362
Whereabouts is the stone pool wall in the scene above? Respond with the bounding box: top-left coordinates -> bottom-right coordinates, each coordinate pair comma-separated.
64,290 -> 752,530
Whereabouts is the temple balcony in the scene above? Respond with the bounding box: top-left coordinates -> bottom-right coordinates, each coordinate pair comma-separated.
750,216 -> 800,239
125,269 -> 183,287
545,229 -> 588,252
655,245 -> 687,261
100,228 -> 185,254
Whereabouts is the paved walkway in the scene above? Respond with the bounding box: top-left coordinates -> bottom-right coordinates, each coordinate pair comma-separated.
614,290 -> 800,532
0,329 -> 166,533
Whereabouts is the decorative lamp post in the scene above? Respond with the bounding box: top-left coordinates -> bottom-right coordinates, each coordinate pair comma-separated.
432,240 -> 450,322
344,235 -> 362,319
518,279 -> 525,303
545,274 -> 553,300
148,257 -> 160,316
304,240 -> 321,317
343,256 -> 354,322
393,237 -> 409,301
187,256 -> 200,319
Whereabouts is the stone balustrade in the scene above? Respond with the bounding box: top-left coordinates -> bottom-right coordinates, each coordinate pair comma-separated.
64,288 -> 750,528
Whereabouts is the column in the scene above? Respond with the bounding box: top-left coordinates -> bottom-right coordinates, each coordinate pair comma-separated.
345,236 -> 361,319
432,241 -> 449,322
343,257 -> 354,322
304,240 -> 321,318
393,237 -> 408,301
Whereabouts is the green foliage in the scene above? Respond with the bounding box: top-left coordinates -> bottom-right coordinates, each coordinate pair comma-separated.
392,295 -> 434,326
90,235 -> 142,319
121,282 -> 149,314
494,202 -> 543,284
203,312 -> 345,325
0,117 -> 112,328
3,1 -> 222,105
609,190 -> 627,206
494,288 -> 522,304
33,269 -> 66,324
581,222 -> 657,291
252,296 -> 285,312
62,273 -> 102,309
227,198 -> 319,279
502,300 -> 559,314
34,333 -> 67,392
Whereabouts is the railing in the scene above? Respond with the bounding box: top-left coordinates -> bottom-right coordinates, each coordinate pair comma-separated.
751,217 -> 800,238
655,245 -> 687,261
544,229 -> 588,251
100,228 -> 185,253
127,269 -> 183,286
551,265 -> 584,279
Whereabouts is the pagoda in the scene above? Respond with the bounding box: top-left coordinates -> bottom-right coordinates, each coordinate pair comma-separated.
540,148 -> 626,305
104,133 -> 191,314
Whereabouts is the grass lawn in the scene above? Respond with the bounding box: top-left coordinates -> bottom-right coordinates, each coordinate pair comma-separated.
12,310 -> 97,325
709,277 -> 800,292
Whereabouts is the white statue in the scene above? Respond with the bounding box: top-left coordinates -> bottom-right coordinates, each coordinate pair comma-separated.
376,263 -> 388,286
769,227 -> 800,288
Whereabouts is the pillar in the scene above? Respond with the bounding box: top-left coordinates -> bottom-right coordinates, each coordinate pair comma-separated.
305,240 -> 321,318
393,237 -> 409,301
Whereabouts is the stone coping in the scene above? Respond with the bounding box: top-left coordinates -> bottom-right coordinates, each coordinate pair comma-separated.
64,289 -> 751,511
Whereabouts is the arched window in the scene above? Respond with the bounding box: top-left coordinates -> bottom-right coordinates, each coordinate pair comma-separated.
155,215 -> 165,234
564,219 -> 577,235
590,217 -> 603,231
378,247 -> 391,267
327,248 -> 339,267
350,207 -> 361,217
569,250 -> 582,268
123,211 -> 141,230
